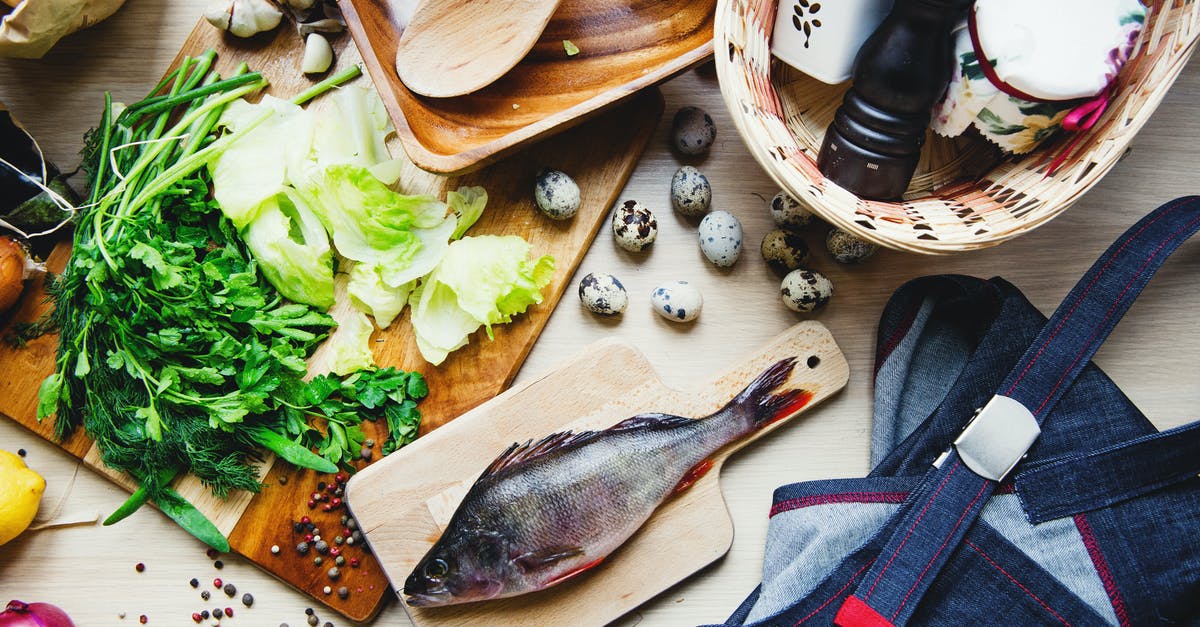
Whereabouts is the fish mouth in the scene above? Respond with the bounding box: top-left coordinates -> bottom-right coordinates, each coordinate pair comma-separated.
404,590 -> 451,607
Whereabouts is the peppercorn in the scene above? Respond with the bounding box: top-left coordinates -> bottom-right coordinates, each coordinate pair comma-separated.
307,499 -> 316,509
201,590 -> 211,601
351,531 -> 362,543
190,578 -> 200,588
213,578 -> 223,589
317,481 -> 327,491
314,557 -> 324,566
224,583 -> 237,597
349,558 -> 360,568
192,613 -> 203,623
334,536 -> 344,546
17,448 -> 26,457
305,608 -> 315,616
278,475 -> 288,486
329,546 -> 340,557
213,608 -> 224,619
345,536 -> 355,546
271,545 -> 280,555
330,497 -> 342,507
322,586 -> 332,595
213,560 -> 224,569
207,548 -> 220,559
364,438 -> 375,448
310,492 -> 321,501
293,522 -> 304,533
335,472 -> 347,484
307,615 -> 319,626
201,610 -> 210,619
135,562 -> 145,572
314,540 -> 329,554
335,556 -> 345,566
327,566 -> 340,580
347,519 -> 358,531
337,586 -> 349,600
224,607 -> 233,617
296,542 -> 310,555
304,533 -> 315,543
324,622 -> 334,627
242,593 -> 254,607
139,615 -> 148,624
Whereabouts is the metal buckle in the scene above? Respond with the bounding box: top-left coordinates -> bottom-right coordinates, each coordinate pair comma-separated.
951,395 -> 1040,482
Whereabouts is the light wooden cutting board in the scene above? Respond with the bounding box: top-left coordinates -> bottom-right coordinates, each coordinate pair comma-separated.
0,18 -> 662,622
347,321 -> 849,626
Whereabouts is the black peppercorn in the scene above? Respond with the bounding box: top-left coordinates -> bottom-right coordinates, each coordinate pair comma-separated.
224,583 -> 237,597
213,608 -> 224,619
242,593 -> 254,607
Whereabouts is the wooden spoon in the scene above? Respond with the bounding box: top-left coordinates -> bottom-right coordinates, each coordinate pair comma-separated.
395,0 -> 563,99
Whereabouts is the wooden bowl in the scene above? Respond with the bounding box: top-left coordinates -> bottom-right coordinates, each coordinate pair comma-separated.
714,0 -> 1200,254
341,0 -> 716,175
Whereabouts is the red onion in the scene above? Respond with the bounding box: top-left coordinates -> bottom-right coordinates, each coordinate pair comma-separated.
0,601 -> 75,627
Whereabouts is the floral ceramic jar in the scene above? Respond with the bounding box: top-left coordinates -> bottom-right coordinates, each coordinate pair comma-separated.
932,0 -> 1146,155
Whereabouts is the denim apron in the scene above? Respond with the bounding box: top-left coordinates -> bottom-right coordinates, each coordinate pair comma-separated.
714,197 -> 1200,626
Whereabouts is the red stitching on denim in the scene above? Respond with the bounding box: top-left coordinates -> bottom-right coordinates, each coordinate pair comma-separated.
770,492 -> 910,518
891,481 -> 990,620
1004,198 -> 1190,397
1034,213 -> 1200,416
965,540 -> 1073,626
794,561 -> 874,626
863,461 -> 961,600
1075,514 -> 1131,626
875,306 -> 921,377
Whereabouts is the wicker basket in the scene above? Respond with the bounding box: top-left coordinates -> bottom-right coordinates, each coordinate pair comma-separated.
715,0 -> 1200,254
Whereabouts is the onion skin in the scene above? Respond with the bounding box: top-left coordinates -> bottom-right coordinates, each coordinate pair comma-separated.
1,600 -> 76,627
0,236 -> 27,314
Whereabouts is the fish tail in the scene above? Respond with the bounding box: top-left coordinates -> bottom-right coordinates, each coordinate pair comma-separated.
732,357 -> 813,429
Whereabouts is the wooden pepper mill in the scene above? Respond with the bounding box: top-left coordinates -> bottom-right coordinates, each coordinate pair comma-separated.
817,0 -> 972,200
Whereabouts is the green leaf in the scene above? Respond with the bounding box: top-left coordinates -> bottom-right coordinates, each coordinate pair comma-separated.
306,375 -> 340,404
136,404 -> 165,441
563,39 -> 581,56
36,373 -> 63,420
251,428 -> 337,473
406,373 -> 429,399
155,488 -> 230,552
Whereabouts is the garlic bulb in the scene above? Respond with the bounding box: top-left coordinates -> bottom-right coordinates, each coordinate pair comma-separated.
204,0 -> 284,38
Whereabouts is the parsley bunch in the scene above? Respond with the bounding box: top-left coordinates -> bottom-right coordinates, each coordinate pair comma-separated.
37,51 -> 426,550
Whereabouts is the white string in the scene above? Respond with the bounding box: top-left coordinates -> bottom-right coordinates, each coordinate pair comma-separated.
0,155 -> 77,239
106,133 -> 191,183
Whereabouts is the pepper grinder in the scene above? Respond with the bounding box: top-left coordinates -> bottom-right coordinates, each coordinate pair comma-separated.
817,0 -> 972,200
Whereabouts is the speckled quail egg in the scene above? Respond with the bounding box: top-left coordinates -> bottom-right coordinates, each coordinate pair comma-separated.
670,166 -> 711,218
650,280 -> 703,323
771,190 -> 814,232
761,229 -> 810,274
611,200 -> 658,252
697,210 -> 743,267
671,106 -> 716,157
826,228 -> 878,263
781,269 -> 833,313
578,272 -> 628,316
533,168 -> 580,220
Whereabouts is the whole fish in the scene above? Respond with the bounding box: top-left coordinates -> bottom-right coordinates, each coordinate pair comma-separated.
404,357 -> 812,607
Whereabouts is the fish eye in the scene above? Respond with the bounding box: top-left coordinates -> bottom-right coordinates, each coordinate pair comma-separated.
425,558 -> 449,581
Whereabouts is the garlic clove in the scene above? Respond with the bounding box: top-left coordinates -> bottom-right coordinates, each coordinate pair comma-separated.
302,33 -> 334,74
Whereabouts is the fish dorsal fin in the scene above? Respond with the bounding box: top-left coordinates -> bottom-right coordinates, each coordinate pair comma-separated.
481,430 -> 603,478
608,412 -> 696,432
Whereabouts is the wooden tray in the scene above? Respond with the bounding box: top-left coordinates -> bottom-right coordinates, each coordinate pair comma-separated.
348,322 -> 849,626
0,19 -> 661,623
341,0 -> 715,175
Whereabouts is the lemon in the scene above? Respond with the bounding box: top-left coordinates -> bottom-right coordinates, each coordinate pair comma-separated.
0,449 -> 44,545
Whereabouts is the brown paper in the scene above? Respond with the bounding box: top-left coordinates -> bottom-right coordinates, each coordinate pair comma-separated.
0,0 -> 127,58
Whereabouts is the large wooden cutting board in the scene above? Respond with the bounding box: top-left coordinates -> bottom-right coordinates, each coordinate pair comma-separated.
347,321 -> 849,626
0,19 -> 661,623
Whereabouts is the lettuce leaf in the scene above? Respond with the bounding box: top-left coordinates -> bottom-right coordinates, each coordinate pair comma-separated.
348,262 -> 412,329
447,186 -> 488,239
409,235 -> 555,365
241,189 -> 335,309
328,310 -> 377,376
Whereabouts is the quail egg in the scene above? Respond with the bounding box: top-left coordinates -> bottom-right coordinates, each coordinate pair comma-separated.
578,272 -> 628,316
781,269 -> 833,313
611,200 -> 658,252
826,228 -> 878,264
533,168 -> 581,220
671,106 -> 716,157
771,190 -> 813,233
650,280 -> 703,323
670,166 -> 711,218
761,229 -> 810,274
698,210 -> 743,267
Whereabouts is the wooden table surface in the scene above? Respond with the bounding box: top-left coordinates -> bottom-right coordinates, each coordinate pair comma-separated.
2,3 -> 1199,626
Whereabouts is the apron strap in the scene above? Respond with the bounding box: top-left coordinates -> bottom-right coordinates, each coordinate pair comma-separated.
835,196 -> 1200,627
1014,419 -> 1200,524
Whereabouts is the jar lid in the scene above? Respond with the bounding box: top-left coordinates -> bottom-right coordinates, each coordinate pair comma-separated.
970,0 -> 1146,102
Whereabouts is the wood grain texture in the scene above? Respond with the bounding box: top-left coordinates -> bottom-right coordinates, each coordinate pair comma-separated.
341,0 -> 715,174
347,321 -> 848,626
395,0 -> 562,98
0,15 -> 661,623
